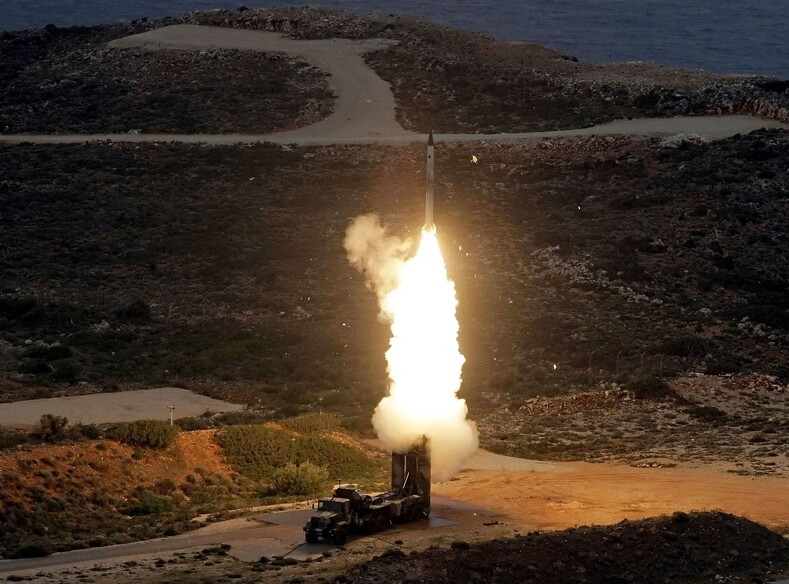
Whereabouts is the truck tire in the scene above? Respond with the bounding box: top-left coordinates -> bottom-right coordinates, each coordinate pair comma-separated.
360,517 -> 374,535
407,505 -> 422,522
333,528 -> 347,546
371,514 -> 386,533
305,530 -> 319,544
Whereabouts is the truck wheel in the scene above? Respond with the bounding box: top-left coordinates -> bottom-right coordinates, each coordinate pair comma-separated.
409,506 -> 422,522
333,529 -> 347,546
372,514 -> 386,533
404,507 -> 415,522
305,530 -> 319,544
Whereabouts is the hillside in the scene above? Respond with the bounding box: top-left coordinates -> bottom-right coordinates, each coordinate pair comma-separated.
190,6 -> 789,131
344,512 -> 789,584
0,21 -> 333,134
0,129 -> 787,473
0,418 -> 386,558
0,8 -> 787,582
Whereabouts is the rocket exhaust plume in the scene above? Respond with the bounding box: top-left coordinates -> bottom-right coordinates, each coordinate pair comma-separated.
343,135 -> 478,482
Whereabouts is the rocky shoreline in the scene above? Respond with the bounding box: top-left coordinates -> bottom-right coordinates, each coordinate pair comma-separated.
188,6 -> 789,132
2,7 -> 786,135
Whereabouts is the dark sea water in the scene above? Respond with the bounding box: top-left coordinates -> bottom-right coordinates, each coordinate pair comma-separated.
1,1 -> 787,77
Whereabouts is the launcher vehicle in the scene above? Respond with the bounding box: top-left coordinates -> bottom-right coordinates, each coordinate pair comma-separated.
304,440 -> 431,545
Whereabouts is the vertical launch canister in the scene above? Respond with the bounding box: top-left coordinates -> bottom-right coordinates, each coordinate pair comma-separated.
425,131 -> 435,230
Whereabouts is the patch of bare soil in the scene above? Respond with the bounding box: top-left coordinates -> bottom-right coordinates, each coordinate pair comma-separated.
433,463 -> 789,532
343,512 -> 789,584
0,430 -> 242,556
0,430 -> 231,507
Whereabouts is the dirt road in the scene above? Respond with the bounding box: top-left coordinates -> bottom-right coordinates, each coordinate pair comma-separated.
0,24 -> 786,146
0,114 -> 785,146
109,24 -> 408,142
435,458 -> 789,532
0,450 -> 785,580
0,499 -> 498,580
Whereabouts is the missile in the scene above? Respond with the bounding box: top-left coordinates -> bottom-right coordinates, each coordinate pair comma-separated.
425,130 -> 435,231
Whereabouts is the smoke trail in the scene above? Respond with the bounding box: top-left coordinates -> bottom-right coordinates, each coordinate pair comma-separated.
343,214 -> 412,315
344,214 -> 478,481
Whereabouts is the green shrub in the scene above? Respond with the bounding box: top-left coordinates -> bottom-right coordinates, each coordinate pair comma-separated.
39,414 -> 69,443
124,489 -> 174,516
18,358 -> 51,375
270,462 -> 328,496
23,345 -> 72,361
153,478 -> 177,495
8,539 -> 52,558
175,416 -> 213,431
0,429 -> 26,450
279,412 -> 341,434
656,335 -> 711,357
108,420 -> 179,449
688,405 -> 728,423
189,484 -> 230,506
341,416 -> 373,434
75,424 -> 102,440
217,425 -> 376,481
626,375 -> 674,400
50,359 -> 80,383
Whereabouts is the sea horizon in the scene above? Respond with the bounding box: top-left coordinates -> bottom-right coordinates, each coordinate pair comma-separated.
1,1 -> 787,78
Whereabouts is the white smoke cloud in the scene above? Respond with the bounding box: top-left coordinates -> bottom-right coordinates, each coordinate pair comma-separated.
343,214 -> 412,315
344,214 -> 478,482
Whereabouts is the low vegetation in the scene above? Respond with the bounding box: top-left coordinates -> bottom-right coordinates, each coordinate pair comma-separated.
270,461 -> 329,496
0,420 -> 383,558
279,412 -> 343,434
0,23 -> 334,134
217,424 -> 381,483
107,420 -> 180,449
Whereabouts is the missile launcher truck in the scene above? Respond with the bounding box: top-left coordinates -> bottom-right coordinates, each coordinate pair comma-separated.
304,439 -> 431,545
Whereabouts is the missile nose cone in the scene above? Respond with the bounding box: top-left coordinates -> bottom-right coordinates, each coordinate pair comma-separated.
428,130 -> 434,146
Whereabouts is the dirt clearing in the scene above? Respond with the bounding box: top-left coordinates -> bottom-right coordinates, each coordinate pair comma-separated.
0,387 -> 243,428
435,461 -> 789,531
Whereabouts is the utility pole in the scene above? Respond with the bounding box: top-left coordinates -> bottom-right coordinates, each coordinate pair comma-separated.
168,404 -> 175,426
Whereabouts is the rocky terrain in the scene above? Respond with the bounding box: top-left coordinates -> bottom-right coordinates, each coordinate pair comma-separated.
0,9 -> 787,582
343,512 -> 789,584
478,373 -> 788,476
0,129 -> 787,474
0,416 -> 384,558
190,6 -> 789,132
3,6 -> 787,136
0,22 -> 333,133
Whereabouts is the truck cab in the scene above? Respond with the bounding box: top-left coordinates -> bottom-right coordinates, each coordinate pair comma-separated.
304,497 -> 351,545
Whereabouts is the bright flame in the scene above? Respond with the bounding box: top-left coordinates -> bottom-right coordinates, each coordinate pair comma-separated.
344,216 -> 477,482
